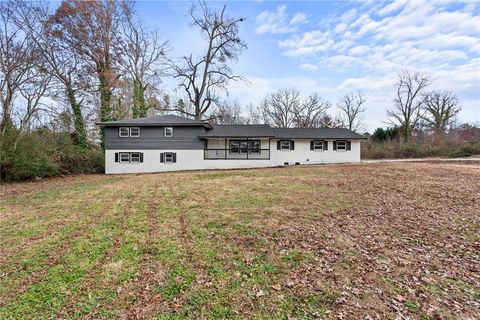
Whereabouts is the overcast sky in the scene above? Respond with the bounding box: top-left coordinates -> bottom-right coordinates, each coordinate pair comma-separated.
137,0 -> 480,131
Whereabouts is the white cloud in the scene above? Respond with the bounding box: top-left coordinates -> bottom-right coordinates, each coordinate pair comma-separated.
255,5 -> 308,34
252,0 -> 480,129
290,12 -> 308,26
349,45 -> 370,56
378,0 -> 409,16
299,63 -> 318,71
279,30 -> 334,56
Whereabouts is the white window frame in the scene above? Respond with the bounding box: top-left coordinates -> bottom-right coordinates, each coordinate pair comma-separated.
337,140 -> 347,151
129,127 -> 140,137
280,140 -> 291,151
130,152 -> 141,163
119,152 -> 130,163
313,140 -> 323,151
164,152 -> 174,164
119,127 -> 129,137
164,127 -> 173,137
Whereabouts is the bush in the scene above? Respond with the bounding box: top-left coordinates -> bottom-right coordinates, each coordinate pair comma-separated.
447,144 -> 480,158
362,138 -> 480,159
0,129 -> 104,182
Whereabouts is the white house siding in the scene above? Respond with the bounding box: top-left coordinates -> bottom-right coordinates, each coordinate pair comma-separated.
270,139 -> 360,165
105,139 -> 361,174
105,149 -> 273,174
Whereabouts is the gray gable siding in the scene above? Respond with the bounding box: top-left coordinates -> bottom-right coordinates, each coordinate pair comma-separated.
104,126 -> 205,150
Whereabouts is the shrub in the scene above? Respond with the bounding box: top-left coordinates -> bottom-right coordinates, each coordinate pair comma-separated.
362,138 -> 480,159
447,143 -> 480,158
1,132 -> 59,181
0,129 -> 104,182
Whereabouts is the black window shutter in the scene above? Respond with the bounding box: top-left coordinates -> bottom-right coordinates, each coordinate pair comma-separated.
115,153 -> 119,162
277,141 -> 281,150
324,141 -> 328,150
333,141 -> 337,150
160,153 -> 164,163
173,153 -> 177,163
291,141 -> 295,150
140,153 -> 144,162
310,141 -> 314,150
347,141 -> 351,150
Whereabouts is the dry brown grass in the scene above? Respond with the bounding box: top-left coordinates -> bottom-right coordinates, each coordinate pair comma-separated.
0,162 -> 479,319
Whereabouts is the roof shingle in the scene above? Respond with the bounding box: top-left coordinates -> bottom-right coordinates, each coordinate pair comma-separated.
201,124 -> 275,138
272,127 -> 365,139
97,114 -> 210,127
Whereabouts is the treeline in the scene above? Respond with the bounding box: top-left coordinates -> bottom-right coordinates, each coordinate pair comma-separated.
1,0 -> 248,181
0,1 -> 478,181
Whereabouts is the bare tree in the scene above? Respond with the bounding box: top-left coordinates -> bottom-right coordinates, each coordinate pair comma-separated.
337,91 -> 366,133
261,88 -> 300,128
49,0 -> 132,147
169,1 -> 246,119
14,64 -> 53,134
207,100 -> 245,124
121,14 -> 169,118
387,70 -> 431,142
260,89 -> 331,128
318,114 -> 342,128
0,1 -> 38,135
244,103 -> 263,124
293,93 -> 331,128
421,90 -> 461,137
13,0 -> 91,147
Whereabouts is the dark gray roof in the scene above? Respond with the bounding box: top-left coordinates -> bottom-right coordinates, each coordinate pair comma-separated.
97,114 -> 211,128
201,125 -> 365,139
273,127 -> 366,139
201,124 -> 275,138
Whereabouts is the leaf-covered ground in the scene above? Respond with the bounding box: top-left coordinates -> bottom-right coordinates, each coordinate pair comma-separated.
0,162 -> 479,319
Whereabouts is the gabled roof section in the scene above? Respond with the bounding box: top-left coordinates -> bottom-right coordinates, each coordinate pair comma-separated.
97,114 -> 212,128
200,124 -> 275,138
273,127 -> 366,139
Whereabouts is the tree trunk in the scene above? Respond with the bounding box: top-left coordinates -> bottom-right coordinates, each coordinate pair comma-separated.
402,121 -> 411,143
97,58 -> 113,149
66,85 -> 88,148
0,90 -> 14,136
132,78 -> 147,118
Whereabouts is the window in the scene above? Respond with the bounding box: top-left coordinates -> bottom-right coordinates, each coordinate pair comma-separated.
229,140 -> 239,154
160,152 -> 176,163
280,140 -> 291,150
116,152 -> 143,163
249,140 -> 260,153
164,152 -> 174,163
119,127 -> 140,137
337,140 -> 347,150
165,127 -> 173,137
240,141 -> 248,153
119,127 -> 129,137
130,153 -> 141,163
229,140 -> 261,154
119,153 -> 130,163
313,140 -> 323,151
130,127 -> 140,137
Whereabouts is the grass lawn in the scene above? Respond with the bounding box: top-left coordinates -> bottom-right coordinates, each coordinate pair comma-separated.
1,162 -> 479,319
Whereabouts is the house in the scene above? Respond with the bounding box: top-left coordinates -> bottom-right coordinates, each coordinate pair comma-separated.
97,115 -> 366,174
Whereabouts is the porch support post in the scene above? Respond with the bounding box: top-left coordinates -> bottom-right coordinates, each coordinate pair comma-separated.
224,138 -> 227,159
